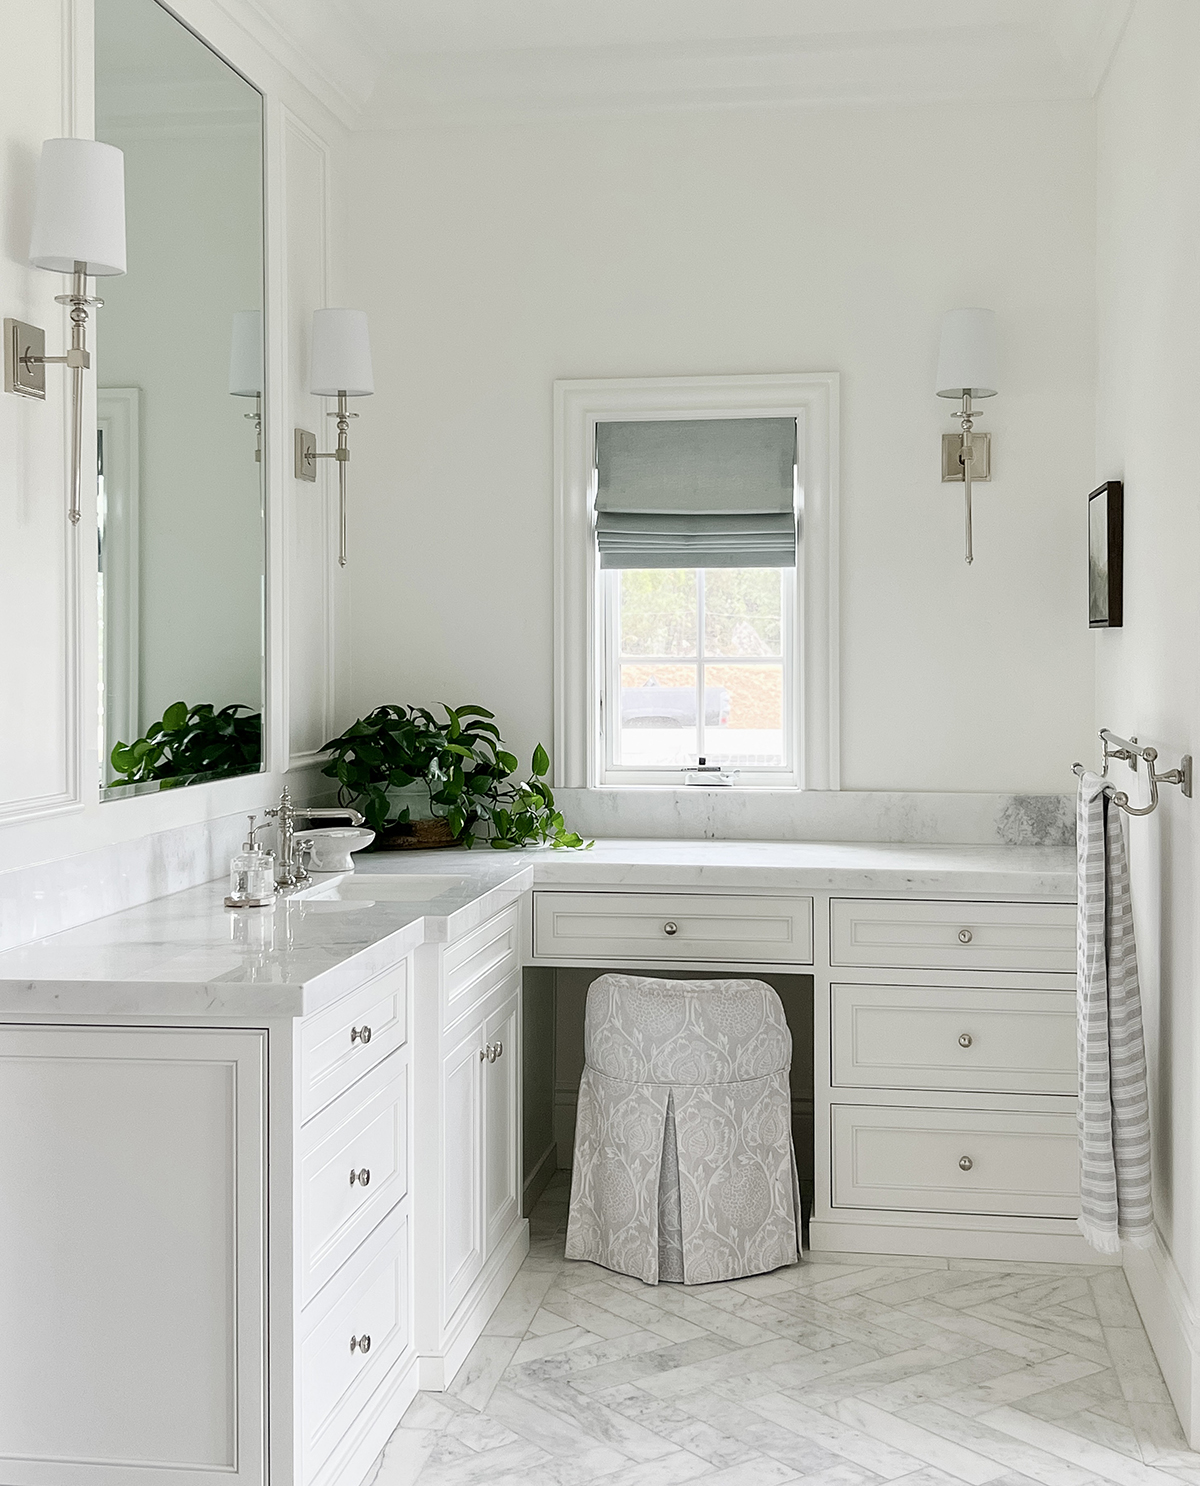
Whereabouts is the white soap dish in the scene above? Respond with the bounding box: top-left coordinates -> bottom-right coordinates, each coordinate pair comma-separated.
304,827 -> 375,872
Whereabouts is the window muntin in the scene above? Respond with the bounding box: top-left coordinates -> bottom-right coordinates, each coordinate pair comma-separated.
602,566 -> 796,783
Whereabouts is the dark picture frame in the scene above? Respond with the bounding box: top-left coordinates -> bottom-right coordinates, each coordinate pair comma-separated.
1088,480 -> 1123,628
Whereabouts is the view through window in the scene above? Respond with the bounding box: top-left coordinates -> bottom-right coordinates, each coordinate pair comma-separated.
607,567 -> 792,774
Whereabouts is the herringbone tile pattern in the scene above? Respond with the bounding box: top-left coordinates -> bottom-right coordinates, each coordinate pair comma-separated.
370,1176 -> 1199,1486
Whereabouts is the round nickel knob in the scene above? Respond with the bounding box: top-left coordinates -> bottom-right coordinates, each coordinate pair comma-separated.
349,1167 -> 371,1187
959,1156 -> 974,1172
958,1033 -> 973,1049
958,928 -> 974,944
351,1024 -> 372,1045
350,1333 -> 371,1354
663,921 -> 678,936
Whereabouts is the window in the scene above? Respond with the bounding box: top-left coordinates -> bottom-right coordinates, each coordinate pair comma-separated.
554,374 -> 840,791
604,566 -> 796,783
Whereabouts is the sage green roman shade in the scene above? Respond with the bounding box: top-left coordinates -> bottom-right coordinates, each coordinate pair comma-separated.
595,416 -> 797,569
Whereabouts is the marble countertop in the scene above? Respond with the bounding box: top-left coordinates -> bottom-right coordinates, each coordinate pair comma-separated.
0,837 -> 1075,1019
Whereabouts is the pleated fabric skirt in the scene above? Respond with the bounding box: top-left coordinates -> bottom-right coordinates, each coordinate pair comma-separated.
564,974 -> 802,1286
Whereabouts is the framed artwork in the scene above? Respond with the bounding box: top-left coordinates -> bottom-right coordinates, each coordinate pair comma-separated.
1088,480 -> 1123,628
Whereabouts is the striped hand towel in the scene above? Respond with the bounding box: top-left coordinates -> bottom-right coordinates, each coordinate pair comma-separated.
1076,771 -> 1154,1253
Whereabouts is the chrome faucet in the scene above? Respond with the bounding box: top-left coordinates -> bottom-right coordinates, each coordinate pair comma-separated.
265,786 -> 366,890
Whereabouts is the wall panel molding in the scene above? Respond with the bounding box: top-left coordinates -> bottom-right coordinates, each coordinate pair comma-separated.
280,104 -> 336,770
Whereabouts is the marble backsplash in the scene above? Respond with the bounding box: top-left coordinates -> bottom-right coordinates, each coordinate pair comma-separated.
0,789 -> 1075,954
554,789 -> 1076,850
0,811 -> 249,954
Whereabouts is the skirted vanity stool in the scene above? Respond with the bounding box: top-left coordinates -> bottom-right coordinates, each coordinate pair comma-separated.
565,973 -> 803,1284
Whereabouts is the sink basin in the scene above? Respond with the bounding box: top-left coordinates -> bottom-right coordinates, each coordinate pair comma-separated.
303,874 -> 467,903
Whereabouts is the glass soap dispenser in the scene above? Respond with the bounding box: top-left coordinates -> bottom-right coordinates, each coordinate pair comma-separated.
225,815 -> 276,908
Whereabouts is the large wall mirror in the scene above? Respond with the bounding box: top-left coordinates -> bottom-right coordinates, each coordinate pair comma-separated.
96,0 -> 266,799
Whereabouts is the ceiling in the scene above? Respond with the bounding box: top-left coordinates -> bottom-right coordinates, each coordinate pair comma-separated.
220,0 -> 1134,128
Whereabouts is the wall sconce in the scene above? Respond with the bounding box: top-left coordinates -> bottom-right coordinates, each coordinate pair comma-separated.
229,310 -> 263,462
294,308 -> 373,567
4,138 -> 126,525
936,307 -> 997,565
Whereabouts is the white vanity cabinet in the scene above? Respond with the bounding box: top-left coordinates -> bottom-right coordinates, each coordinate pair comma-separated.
528,878 -> 1089,1266
413,902 -> 527,1391
814,895 -> 1084,1262
288,952 -> 419,1486
0,953 -> 420,1486
0,1025 -> 268,1486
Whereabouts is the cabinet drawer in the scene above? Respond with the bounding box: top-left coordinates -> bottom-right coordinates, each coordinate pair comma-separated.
831,984 -> 1077,1095
302,1205 -> 410,1486
300,1053 -> 408,1305
831,1103 -> 1078,1219
444,905 -> 519,1030
533,891 -> 814,965
831,898 -> 1075,972
301,960 -> 408,1124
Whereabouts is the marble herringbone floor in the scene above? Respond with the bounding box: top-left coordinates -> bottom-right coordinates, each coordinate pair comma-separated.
369,1175 -> 1200,1486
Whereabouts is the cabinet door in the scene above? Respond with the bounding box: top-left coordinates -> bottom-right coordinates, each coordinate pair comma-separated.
442,1024 -> 484,1319
483,993 -> 520,1257
0,1026 -> 265,1486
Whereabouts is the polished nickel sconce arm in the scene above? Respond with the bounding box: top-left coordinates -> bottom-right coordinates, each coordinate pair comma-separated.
295,393 -> 357,567
4,262 -> 102,526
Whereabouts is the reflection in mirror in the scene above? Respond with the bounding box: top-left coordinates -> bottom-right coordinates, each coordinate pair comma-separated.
95,0 -> 265,798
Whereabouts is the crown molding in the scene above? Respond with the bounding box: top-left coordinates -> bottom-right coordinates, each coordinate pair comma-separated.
207,0 -> 1136,130
363,24 -> 1102,129
205,0 -> 381,127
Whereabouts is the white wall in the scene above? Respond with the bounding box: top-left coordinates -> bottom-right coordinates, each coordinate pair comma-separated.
340,99 -> 1096,792
1095,0 -> 1200,1443
0,0 -> 348,942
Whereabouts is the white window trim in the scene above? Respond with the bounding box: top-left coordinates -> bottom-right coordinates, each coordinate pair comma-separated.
553,372 -> 840,791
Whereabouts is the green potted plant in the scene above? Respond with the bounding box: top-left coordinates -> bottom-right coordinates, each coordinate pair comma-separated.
110,702 -> 261,789
320,704 -> 587,850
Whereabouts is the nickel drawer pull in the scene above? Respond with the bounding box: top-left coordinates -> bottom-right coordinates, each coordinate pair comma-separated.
957,928 -> 974,944
350,1333 -> 371,1355
958,1033 -> 973,1048
349,1167 -> 371,1187
351,1025 -> 372,1045
958,1156 -> 974,1172
663,921 -> 679,936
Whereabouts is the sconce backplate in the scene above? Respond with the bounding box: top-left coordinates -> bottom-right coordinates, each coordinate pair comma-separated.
942,432 -> 991,482
4,319 -> 46,400
294,428 -> 317,482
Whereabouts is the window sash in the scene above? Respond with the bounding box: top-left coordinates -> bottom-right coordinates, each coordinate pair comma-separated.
600,567 -> 798,786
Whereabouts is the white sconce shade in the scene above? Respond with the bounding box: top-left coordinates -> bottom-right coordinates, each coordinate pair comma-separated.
309,308 -> 373,397
229,310 -> 263,396
29,138 -> 126,277
936,307 -> 998,399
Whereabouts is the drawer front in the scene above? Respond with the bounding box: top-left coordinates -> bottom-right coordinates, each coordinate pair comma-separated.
533,891 -> 814,966
831,1103 -> 1079,1219
831,984 -> 1077,1095
831,898 -> 1076,972
302,1206 -> 410,1486
444,905 -> 519,1030
301,959 -> 408,1124
301,1054 -> 408,1305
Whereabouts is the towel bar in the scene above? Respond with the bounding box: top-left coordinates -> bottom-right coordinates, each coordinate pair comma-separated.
1072,728 -> 1192,817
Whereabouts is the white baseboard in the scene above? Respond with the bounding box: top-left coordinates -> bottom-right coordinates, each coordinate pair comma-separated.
419,1219 -> 530,1392
1124,1228 -> 1200,1447
809,1216 -> 1120,1266
523,1141 -> 559,1213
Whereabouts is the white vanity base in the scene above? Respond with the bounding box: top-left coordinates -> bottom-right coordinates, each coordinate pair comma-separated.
0,839 -> 1103,1486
